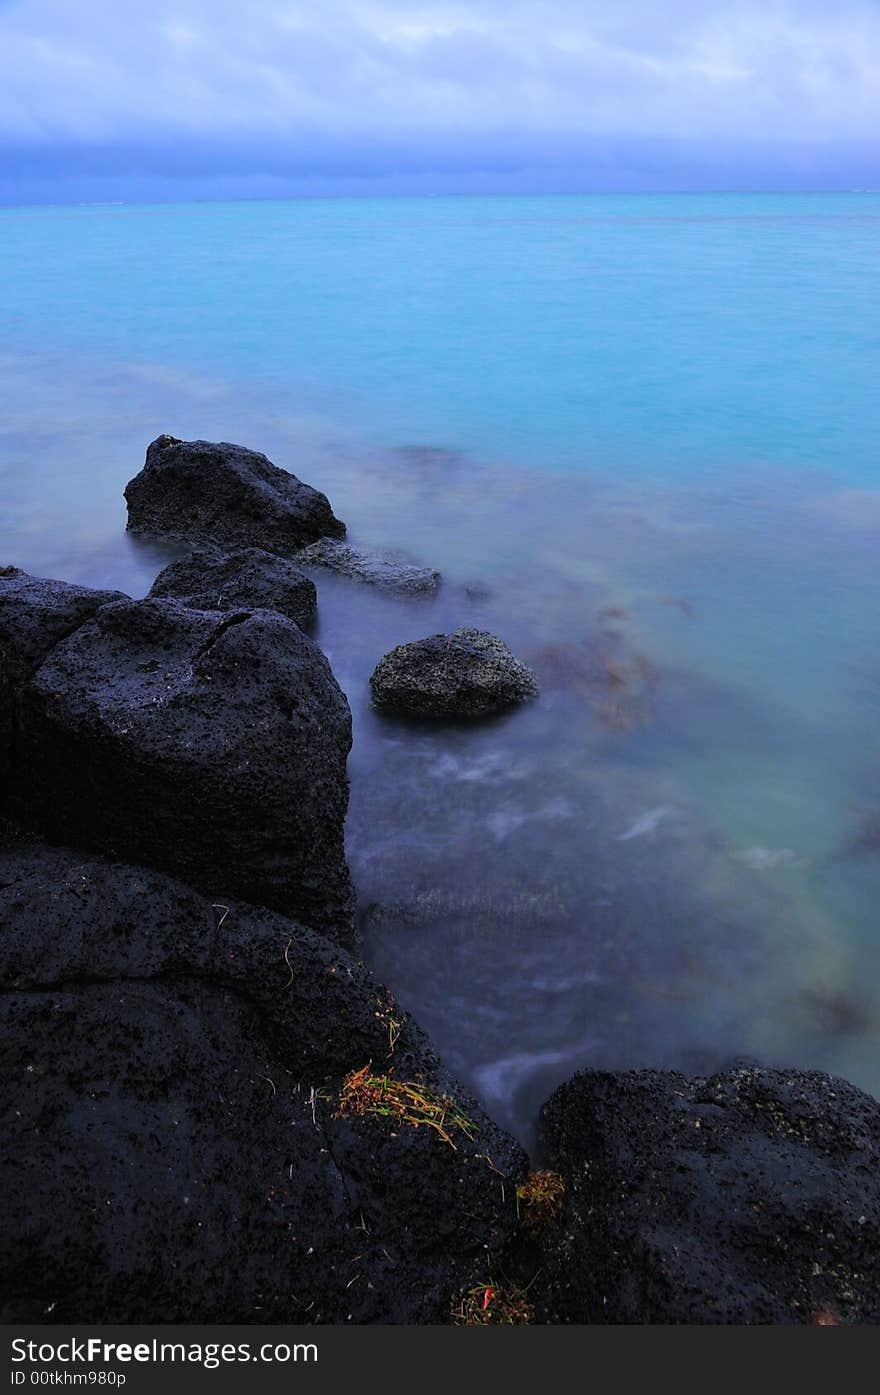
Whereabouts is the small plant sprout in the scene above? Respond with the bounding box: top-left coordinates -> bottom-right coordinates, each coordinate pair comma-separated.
335,1065 -> 475,1148
516,1170 -> 566,1235
374,995 -> 403,1055
452,1282 -> 535,1326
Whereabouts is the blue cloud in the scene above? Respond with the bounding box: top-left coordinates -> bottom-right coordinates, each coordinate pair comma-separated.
1,1 -> 879,197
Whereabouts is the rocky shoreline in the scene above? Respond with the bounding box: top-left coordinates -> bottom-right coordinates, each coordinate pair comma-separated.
2,436 -> 879,1324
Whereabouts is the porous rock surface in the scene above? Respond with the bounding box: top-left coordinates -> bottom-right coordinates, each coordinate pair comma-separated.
149,547 -> 317,630
0,567 -> 128,783
11,596 -> 355,941
536,1064 -> 880,1324
297,538 -> 440,597
0,836 -> 527,1323
370,628 -> 538,719
124,436 -> 345,554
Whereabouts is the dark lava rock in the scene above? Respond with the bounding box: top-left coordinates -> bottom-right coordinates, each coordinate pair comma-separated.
370,628 -> 538,719
125,436 -> 345,554
537,1064 -> 880,1324
12,597 -> 355,942
297,538 -> 440,597
0,567 -> 127,783
0,839 -> 527,1323
149,547 -> 317,630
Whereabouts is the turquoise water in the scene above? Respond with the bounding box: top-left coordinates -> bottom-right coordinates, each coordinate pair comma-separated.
2,193 -> 880,1140
2,194 -> 879,478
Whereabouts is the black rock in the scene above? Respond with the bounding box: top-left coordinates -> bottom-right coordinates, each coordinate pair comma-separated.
0,838 -> 527,1323
537,1064 -> 880,1324
0,567 -> 128,784
124,436 -> 345,554
297,538 -> 440,597
370,629 -> 538,719
149,547 -> 317,630
12,597 -> 355,942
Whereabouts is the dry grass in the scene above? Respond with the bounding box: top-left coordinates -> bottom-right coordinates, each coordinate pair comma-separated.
452,1283 -> 535,1326
335,1065 -> 475,1148
516,1169 -> 566,1235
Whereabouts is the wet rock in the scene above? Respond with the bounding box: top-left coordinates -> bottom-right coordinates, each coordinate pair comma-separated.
149,547 -> 317,630
12,597 -> 355,942
464,582 -> 492,602
0,568 -> 128,784
370,629 -> 538,719
125,436 -> 345,553
0,838 -> 527,1323
297,537 -> 440,597
0,839 -> 376,1079
537,1064 -> 880,1324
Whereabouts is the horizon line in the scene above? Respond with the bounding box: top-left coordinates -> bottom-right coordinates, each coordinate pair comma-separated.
2,187 -> 879,213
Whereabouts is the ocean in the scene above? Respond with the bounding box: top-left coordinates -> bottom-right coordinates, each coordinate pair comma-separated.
2,191 -> 879,1142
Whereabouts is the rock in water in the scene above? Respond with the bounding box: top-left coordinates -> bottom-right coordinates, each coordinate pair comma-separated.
370,628 -> 538,719
0,838 -> 527,1323
124,436 -> 345,553
296,537 -> 441,596
149,547 -> 317,630
537,1064 -> 880,1324
0,568 -> 128,785
12,597 -> 355,942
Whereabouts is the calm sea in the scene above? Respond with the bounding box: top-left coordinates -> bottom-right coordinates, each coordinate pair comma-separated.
2,192 -> 879,1141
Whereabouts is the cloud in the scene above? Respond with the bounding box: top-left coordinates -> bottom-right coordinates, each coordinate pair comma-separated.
0,1 -> 879,191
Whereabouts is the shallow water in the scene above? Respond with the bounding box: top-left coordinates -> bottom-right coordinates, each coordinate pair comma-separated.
2,193 -> 880,1144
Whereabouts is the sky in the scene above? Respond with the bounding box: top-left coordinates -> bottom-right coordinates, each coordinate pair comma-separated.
1,0 -> 879,202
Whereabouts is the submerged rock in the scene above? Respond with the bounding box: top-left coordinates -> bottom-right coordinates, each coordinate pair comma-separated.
12,597 -> 355,942
0,838 -> 527,1323
296,537 -> 440,596
370,629 -> 538,719
124,436 -> 345,554
149,547 -> 317,630
537,1064 -> 880,1324
0,567 -> 128,784
842,811 -> 880,859
464,581 -> 492,602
